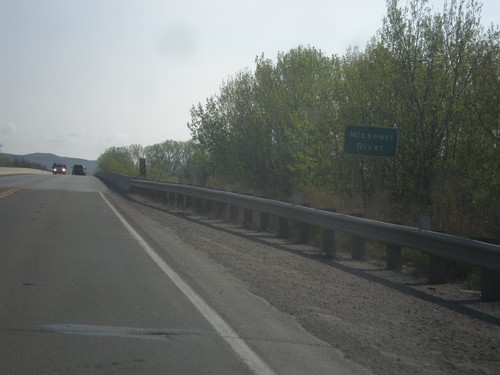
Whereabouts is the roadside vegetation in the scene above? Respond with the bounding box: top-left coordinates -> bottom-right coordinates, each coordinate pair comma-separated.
97,0 -> 499,239
0,145 -> 47,170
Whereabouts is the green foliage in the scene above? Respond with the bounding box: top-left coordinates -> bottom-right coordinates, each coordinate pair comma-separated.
0,154 -> 10,167
97,141 -> 194,182
186,0 -> 499,237
0,147 -> 46,170
97,146 -> 136,175
97,0 -> 498,237
144,140 -> 194,182
188,47 -> 347,198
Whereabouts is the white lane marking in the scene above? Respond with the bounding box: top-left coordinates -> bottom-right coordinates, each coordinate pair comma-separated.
100,193 -> 276,375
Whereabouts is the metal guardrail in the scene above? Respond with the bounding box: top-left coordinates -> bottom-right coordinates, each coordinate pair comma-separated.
94,172 -> 500,276
123,178 -> 500,274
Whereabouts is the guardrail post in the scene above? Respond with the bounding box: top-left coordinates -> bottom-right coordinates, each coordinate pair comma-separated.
176,194 -> 183,209
244,209 -> 253,228
161,191 -> 168,205
428,254 -> 448,284
321,209 -> 336,259
323,229 -> 336,259
477,239 -> 500,301
200,198 -> 207,214
298,203 -> 311,243
481,269 -> 500,301
259,212 -> 270,231
216,202 -> 226,219
120,178 -> 500,285
386,222 -> 402,271
386,243 -> 402,271
420,215 -> 448,284
350,213 -> 366,260
194,197 -> 203,213
229,205 -> 238,224
278,217 -> 289,239
184,195 -> 192,211
298,222 -> 310,243
205,199 -> 213,216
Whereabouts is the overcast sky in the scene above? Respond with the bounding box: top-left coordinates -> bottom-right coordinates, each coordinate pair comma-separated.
1,0 -> 499,160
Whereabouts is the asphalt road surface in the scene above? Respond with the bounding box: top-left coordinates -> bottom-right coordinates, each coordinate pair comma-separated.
0,173 -> 369,374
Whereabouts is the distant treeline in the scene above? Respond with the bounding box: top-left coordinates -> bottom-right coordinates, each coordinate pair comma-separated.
0,153 -> 47,170
97,141 -> 194,183
97,0 -> 499,236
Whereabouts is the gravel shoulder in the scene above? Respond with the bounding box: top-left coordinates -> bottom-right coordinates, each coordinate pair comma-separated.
120,192 -> 500,375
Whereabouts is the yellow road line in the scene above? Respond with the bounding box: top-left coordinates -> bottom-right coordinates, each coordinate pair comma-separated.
0,186 -> 24,199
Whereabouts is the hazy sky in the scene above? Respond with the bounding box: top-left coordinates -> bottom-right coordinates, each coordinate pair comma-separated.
1,0 -> 499,160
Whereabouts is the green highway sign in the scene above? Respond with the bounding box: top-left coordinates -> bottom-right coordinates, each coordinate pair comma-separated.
344,125 -> 398,157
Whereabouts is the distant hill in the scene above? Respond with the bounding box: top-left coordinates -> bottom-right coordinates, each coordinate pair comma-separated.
1,153 -> 98,174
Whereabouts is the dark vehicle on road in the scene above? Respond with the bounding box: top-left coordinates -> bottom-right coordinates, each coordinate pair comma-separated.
52,163 -> 67,175
72,164 -> 86,175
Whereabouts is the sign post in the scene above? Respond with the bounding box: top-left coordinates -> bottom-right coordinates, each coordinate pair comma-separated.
139,158 -> 147,178
344,125 -> 398,157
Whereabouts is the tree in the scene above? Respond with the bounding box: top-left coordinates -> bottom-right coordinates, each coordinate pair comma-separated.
128,144 -> 144,168
377,0 -> 492,204
97,146 -> 136,175
188,47 -> 347,198
144,140 -> 193,182
181,0 -> 499,234
188,96 -> 233,181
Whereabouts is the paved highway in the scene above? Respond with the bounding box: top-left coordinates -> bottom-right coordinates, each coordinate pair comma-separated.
0,174 -> 368,374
